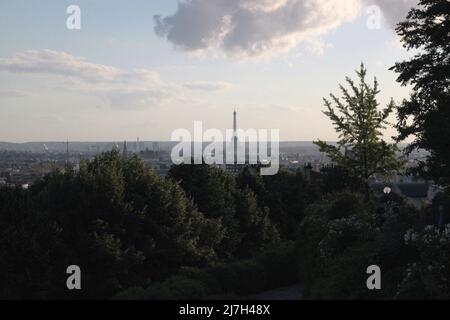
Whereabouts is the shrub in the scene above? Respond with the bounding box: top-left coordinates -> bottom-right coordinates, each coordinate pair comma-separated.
395,225 -> 450,300
259,242 -> 298,288
209,260 -> 267,295
114,242 -> 298,299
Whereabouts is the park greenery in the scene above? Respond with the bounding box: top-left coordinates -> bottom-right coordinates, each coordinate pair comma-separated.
0,0 -> 449,300
314,64 -> 402,199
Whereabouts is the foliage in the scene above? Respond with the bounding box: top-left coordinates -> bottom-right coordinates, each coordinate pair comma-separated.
391,0 -> 450,185
168,163 -> 281,258
0,152 -> 301,299
237,166 -> 319,239
0,151 -> 225,299
114,242 -> 297,300
396,225 -> 450,299
296,191 -> 422,299
315,64 -> 402,197
0,187 -> 60,299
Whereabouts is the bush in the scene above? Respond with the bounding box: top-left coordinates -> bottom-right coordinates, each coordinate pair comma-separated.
114,242 -> 297,300
395,225 -> 450,300
209,260 -> 267,295
259,242 -> 298,288
295,190 -> 432,299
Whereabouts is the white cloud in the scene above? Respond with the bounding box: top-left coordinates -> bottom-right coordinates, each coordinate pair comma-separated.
0,50 -> 120,83
0,90 -> 28,98
0,50 -> 232,109
0,50 -> 171,109
154,0 -> 418,60
154,0 -> 361,60
183,81 -> 233,92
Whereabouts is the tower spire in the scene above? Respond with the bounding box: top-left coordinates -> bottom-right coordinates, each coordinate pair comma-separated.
123,140 -> 128,157
136,137 -> 140,154
233,109 -> 238,167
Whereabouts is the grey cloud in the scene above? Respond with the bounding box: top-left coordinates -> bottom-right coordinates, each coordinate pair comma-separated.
154,0 -> 419,59
0,50 -> 168,86
0,50 -> 235,109
0,50 -> 120,83
367,0 -> 417,27
0,50 -> 174,109
154,0 -> 361,59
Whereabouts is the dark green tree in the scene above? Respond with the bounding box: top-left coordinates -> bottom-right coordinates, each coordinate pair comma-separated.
262,169 -> 315,239
390,0 -> 450,186
237,166 -> 318,239
167,163 -> 240,258
0,187 -> 60,299
0,151 -> 225,299
168,163 -> 280,258
315,64 -> 402,198
296,191 -> 419,299
234,187 -> 280,257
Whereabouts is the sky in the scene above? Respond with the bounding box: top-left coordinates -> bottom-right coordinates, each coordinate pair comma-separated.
0,0 -> 418,142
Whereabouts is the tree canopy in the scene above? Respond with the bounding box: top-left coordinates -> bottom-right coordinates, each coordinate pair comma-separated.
391,0 -> 450,185
315,64 -> 402,197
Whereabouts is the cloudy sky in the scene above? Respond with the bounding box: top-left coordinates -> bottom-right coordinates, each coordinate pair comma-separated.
0,0 -> 417,142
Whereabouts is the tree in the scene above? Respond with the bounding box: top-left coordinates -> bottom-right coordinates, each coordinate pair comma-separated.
295,191 -> 420,299
296,192 -> 377,299
0,187 -> 60,299
168,163 -> 281,258
237,166 -> 318,239
234,187 -> 280,257
396,225 -> 450,299
0,151 -> 225,299
167,163 -> 240,258
390,0 -> 450,186
315,64 -> 402,198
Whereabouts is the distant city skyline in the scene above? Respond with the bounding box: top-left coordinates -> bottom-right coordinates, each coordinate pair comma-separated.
0,0 -> 417,142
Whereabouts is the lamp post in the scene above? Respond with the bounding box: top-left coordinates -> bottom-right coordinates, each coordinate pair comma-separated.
383,186 -> 392,217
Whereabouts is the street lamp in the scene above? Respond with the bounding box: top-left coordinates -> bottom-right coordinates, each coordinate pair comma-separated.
383,186 -> 392,218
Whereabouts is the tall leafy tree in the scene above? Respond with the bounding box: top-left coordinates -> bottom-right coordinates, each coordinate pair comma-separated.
237,166 -> 320,240
167,163 -> 240,258
390,0 -> 450,186
234,187 -> 280,257
0,151 -> 225,299
168,163 -> 280,257
315,64 -> 402,198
